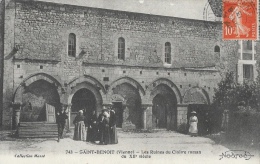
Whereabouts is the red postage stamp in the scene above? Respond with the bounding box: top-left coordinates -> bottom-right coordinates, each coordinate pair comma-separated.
223,0 -> 258,40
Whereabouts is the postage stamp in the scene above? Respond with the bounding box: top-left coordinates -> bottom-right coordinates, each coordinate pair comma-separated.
223,0 -> 258,40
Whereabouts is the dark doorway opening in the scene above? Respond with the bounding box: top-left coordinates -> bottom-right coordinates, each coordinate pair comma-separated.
112,102 -> 123,128
152,94 -> 167,128
187,104 -> 210,136
151,84 -> 177,130
71,88 -> 96,127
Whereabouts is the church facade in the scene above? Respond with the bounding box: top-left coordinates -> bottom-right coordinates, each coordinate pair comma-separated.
1,0 -> 257,131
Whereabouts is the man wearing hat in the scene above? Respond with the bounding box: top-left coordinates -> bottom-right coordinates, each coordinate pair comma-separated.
189,111 -> 198,137
56,104 -> 68,142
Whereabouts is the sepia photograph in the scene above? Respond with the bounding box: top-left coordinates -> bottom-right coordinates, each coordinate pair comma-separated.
0,0 -> 259,163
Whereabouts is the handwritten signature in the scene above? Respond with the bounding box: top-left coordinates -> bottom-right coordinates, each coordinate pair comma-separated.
219,150 -> 254,160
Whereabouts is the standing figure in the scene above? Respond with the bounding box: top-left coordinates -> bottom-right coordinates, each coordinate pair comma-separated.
189,111 -> 198,137
100,111 -> 110,145
73,110 -> 87,141
87,110 -> 98,143
97,110 -> 105,142
109,109 -> 118,144
229,0 -> 252,37
57,104 -> 68,142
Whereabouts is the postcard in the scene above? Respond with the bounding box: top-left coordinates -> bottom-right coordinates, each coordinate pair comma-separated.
0,0 -> 259,164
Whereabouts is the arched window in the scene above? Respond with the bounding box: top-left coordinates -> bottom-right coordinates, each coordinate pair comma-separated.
214,45 -> 220,52
68,33 -> 76,57
165,42 -> 171,64
118,37 -> 125,60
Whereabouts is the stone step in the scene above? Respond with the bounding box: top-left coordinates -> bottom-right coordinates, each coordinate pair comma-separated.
18,122 -> 59,138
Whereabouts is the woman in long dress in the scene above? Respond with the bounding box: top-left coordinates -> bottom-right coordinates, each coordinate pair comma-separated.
109,109 -> 118,144
87,110 -> 98,142
189,111 -> 198,137
100,111 -> 110,145
73,110 -> 87,141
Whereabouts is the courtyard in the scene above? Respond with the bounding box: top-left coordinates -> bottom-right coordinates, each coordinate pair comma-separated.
0,130 -> 258,164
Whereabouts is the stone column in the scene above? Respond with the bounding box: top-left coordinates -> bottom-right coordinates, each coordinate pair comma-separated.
177,104 -> 189,130
143,109 -> 146,129
141,104 -> 153,130
12,103 -> 21,130
67,104 -> 72,128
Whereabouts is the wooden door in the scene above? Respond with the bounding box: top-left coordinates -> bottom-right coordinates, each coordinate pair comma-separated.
45,103 -> 56,123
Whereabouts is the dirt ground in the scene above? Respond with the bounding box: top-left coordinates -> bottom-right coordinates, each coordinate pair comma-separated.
0,130 -> 259,164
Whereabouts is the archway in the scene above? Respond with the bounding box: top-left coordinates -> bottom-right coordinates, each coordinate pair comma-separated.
183,87 -> 210,135
113,83 -> 142,129
151,84 -> 177,130
19,79 -> 60,122
71,88 -> 96,127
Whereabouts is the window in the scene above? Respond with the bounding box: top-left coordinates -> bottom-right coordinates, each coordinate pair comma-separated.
243,64 -> 254,81
118,37 -> 125,60
214,45 -> 220,52
165,42 -> 171,64
247,40 -> 252,50
68,33 -> 76,57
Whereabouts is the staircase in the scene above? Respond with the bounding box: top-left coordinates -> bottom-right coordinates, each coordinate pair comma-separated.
18,122 -> 58,138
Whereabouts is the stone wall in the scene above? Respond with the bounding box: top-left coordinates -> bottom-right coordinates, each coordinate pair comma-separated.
0,0 -> 5,126
13,1 -> 238,69
3,0 -> 15,129
2,0 -> 241,129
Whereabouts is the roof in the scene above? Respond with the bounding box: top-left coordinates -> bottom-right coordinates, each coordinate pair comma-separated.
19,0 -> 210,21
208,0 -> 222,17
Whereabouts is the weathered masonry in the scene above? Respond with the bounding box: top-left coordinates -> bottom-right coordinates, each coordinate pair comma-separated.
1,0 -> 258,131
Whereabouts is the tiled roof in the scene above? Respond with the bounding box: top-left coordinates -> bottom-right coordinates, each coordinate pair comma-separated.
208,0 -> 222,17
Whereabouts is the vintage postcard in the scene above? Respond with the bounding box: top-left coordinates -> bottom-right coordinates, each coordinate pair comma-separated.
223,0 -> 258,40
0,0 -> 259,164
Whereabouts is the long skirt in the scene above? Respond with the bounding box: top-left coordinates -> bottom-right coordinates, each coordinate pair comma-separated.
100,126 -> 110,145
87,125 -> 98,142
73,121 -> 87,141
110,125 -> 118,144
189,122 -> 198,136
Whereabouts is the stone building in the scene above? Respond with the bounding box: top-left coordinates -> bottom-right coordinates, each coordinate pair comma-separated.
0,0 -> 257,131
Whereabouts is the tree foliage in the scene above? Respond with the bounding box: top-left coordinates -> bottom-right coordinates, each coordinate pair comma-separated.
212,72 -> 260,112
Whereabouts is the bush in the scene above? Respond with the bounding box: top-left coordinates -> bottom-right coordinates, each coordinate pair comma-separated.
177,123 -> 188,134
227,107 -> 260,145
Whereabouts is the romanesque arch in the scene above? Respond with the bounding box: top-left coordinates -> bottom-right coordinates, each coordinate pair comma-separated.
12,73 -> 62,122
67,81 -> 103,127
13,73 -> 63,103
146,78 -> 181,104
183,87 -> 210,104
107,77 -> 144,129
68,75 -> 106,94
109,76 -> 145,97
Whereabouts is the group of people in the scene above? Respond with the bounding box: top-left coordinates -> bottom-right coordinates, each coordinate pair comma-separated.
73,106 -> 118,145
57,104 -> 199,141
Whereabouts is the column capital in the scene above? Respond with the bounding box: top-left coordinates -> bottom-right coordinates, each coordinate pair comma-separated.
177,103 -> 189,107
142,104 -> 153,108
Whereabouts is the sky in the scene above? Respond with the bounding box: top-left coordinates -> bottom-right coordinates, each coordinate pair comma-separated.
40,0 -> 214,20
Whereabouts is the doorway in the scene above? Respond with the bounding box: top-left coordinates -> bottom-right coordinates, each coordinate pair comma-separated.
71,88 -> 96,127
152,94 -> 167,128
112,102 -> 123,128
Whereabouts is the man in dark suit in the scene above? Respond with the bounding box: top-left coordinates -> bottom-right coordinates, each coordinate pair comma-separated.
57,104 -> 68,142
